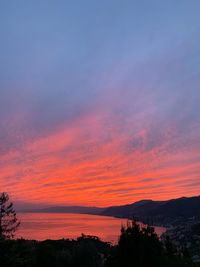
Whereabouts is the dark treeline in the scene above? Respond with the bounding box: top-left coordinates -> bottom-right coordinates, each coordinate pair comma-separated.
0,222 -> 200,267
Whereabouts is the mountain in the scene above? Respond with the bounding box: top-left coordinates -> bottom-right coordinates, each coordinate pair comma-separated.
21,205 -> 105,215
100,199 -> 163,218
20,195 -> 200,226
101,196 -> 200,225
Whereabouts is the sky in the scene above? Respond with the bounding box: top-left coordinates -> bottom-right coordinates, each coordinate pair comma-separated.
0,1 -> 200,208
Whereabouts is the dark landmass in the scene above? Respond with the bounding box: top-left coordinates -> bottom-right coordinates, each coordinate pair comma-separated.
1,223 -> 199,267
161,220 -> 200,263
101,196 -> 200,225
21,205 -> 105,215
20,195 -> 200,226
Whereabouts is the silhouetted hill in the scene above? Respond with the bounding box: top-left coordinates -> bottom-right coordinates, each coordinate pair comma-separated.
21,205 -> 105,215
101,196 -> 200,225
101,200 -> 163,218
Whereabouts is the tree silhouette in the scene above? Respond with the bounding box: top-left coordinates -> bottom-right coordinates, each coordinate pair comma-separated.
0,192 -> 20,239
105,221 -> 164,267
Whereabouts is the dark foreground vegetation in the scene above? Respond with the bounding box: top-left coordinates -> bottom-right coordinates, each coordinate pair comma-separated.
0,222 -> 200,267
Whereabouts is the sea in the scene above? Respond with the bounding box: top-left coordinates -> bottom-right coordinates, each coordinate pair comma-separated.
16,213 -> 166,243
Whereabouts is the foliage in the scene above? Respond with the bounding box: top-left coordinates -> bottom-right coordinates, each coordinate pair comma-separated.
0,192 -> 20,239
104,221 -> 199,267
0,236 -> 110,267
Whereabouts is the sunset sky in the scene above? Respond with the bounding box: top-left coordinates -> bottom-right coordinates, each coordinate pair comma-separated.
0,1 -> 200,208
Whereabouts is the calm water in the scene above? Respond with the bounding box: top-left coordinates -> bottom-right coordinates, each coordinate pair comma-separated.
16,213 -> 166,243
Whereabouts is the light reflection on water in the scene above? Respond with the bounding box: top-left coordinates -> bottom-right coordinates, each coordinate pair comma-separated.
16,213 -> 166,243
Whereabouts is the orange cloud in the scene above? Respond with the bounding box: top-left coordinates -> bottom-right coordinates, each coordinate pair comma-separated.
1,105 -> 200,207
